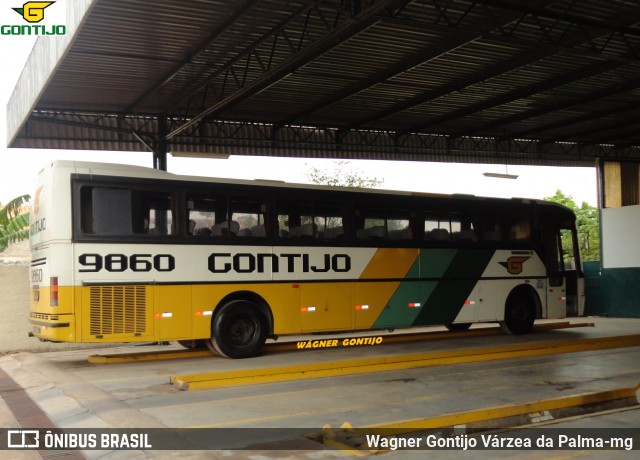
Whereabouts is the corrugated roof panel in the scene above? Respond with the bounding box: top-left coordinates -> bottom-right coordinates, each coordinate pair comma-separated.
6,0 -> 640,164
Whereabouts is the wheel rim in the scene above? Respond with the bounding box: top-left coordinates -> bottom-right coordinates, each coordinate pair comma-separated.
228,316 -> 258,346
513,302 -> 530,321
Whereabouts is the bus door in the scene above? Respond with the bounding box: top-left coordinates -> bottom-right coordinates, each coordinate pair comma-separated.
542,226 -> 583,318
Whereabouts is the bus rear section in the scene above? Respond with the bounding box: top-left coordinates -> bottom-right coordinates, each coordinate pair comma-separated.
28,161 -> 177,344
29,162 -> 77,342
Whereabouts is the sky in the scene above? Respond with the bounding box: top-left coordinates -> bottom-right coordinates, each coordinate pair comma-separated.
0,19 -> 599,207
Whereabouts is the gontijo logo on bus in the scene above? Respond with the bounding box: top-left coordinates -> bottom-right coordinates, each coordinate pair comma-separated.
1,1 -> 66,35
499,256 -> 530,275
30,186 -> 46,237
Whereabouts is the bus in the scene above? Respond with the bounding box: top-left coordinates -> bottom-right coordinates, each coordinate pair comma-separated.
28,160 -> 585,358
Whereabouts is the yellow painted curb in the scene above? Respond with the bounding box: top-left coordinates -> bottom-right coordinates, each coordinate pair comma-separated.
88,349 -> 211,363
89,321 -> 592,364
170,332 -> 640,391
363,386 -> 639,432
318,383 -> 640,454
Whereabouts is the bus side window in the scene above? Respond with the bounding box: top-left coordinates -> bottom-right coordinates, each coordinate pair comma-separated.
314,202 -> 345,240
424,213 -> 449,241
508,212 -> 532,242
559,228 -> 576,269
132,191 -> 175,235
187,195 -> 222,237
81,186 -> 131,235
231,197 -> 268,238
356,208 -> 386,240
355,206 -> 413,241
387,210 -> 413,240
478,210 -> 505,243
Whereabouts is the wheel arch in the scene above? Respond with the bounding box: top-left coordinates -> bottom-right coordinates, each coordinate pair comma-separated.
505,283 -> 542,319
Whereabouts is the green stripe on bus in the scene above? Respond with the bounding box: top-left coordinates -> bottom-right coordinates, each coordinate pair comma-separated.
412,249 -> 495,326
372,249 -> 457,328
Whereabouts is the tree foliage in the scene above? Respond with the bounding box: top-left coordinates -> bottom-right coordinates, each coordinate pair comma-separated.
544,190 -> 600,262
0,194 -> 31,253
306,160 -> 383,188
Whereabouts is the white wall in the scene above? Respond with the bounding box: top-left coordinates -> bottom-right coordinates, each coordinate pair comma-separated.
601,205 -> 640,269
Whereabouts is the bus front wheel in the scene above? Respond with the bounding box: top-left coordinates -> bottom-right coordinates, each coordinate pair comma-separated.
500,291 -> 535,335
208,300 -> 267,358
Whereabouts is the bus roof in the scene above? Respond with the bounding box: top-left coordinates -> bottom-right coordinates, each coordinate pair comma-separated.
43,159 -> 567,210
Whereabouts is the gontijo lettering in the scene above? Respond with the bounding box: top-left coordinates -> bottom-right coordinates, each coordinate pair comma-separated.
208,252 -> 351,273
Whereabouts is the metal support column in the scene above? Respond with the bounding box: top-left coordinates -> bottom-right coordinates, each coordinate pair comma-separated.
154,116 -> 168,171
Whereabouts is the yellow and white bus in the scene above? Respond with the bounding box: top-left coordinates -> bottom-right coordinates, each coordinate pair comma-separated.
29,161 -> 584,358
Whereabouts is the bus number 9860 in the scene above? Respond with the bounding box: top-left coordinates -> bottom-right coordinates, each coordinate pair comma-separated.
78,253 -> 175,273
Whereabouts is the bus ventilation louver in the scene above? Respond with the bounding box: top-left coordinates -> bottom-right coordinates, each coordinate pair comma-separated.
89,286 -> 146,335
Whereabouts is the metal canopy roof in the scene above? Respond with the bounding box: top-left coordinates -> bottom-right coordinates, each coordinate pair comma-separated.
7,0 -> 640,166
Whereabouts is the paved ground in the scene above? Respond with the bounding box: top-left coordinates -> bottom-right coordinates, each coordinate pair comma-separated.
1,317 -> 639,459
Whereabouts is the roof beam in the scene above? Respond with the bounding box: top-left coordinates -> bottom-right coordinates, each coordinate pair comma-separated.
552,120 -> 640,146
461,76 -> 640,138
400,57 -> 632,135
279,0 -> 560,125
480,0 -> 640,37
124,0 -> 262,112
517,102 -> 640,141
342,3 -> 640,132
165,0 -> 413,140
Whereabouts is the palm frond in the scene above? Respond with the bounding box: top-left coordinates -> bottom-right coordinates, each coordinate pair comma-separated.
0,195 -> 31,253
0,194 -> 30,222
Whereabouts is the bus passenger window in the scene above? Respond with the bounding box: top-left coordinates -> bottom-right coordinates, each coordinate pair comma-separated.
230,197 -> 268,237
560,228 -> 576,269
478,211 -> 504,243
317,215 -> 344,239
187,196 -> 223,237
507,212 -> 532,242
314,203 -> 345,239
356,210 -> 386,240
132,191 -> 175,235
81,186 -> 131,235
276,199 -> 307,239
424,214 -> 449,241
388,213 -> 412,240
276,198 -> 346,240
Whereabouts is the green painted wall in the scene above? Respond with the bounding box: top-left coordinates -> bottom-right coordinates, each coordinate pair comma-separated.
601,268 -> 640,317
583,262 -> 640,318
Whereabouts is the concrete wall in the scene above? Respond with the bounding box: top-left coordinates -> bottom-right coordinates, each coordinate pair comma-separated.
0,261 -> 39,352
0,241 -> 46,352
0,241 -> 109,352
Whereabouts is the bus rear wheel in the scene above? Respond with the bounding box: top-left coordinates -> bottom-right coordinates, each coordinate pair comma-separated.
208,300 -> 267,358
500,291 -> 535,335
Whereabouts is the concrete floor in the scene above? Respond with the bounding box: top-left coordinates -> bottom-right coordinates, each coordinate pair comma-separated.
1,317 -> 639,459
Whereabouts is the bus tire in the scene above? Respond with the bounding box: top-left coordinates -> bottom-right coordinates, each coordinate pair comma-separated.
177,340 -> 206,349
500,290 -> 536,335
445,322 -> 472,331
208,300 -> 267,358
